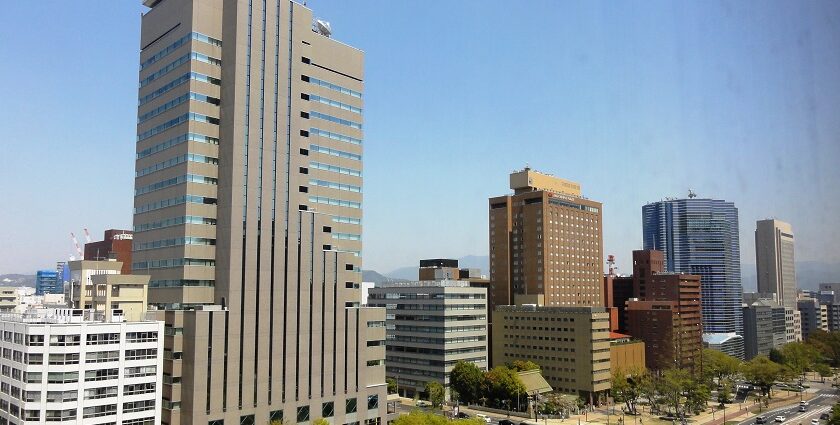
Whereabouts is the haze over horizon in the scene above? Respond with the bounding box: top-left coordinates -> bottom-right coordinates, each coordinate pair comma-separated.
1,1 -> 839,278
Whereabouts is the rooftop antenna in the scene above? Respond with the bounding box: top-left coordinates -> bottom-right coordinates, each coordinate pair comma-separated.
606,255 -> 618,277
314,19 -> 331,37
688,188 -> 697,199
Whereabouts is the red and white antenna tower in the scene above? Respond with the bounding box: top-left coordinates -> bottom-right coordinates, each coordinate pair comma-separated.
606,254 -> 617,277
70,232 -> 83,260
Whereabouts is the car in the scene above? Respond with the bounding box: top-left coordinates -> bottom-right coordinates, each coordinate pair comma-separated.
415,400 -> 431,407
811,419 -> 820,425
757,416 -> 767,424
801,401 -> 810,406
456,412 -> 471,419
475,413 -> 491,423
775,415 -> 785,422
500,420 -> 516,425
799,406 -> 807,412
821,413 -> 831,420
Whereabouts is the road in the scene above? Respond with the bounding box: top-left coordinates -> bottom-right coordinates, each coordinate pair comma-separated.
394,401 -> 531,424
738,390 -> 838,425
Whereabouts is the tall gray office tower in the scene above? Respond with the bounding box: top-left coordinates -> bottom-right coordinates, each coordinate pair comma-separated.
132,1 -> 386,423
642,197 -> 744,358
755,219 -> 797,308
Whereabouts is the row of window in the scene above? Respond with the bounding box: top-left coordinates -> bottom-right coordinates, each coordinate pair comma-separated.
303,75 -> 362,98
136,153 -> 218,177
309,111 -> 362,130
308,94 -> 362,114
309,144 -> 361,161
133,258 -> 215,270
1,365 -> 157,385
139,71 -> 220,107
310,161 -> 361,177
140,52 -> 220,88
138,92 -> 219,124
137,132 -> 219,159
2,332 -> 157,347
309,196 -> 361,209
133,236 -> 216,251
332,215 -> 362,225
137,112 -> 219,142
332,232 -> 361,241
135,215 -> 216,232
134,194 -> 215,215
149,279 -> 215,288
387,335 -> 486,345
310,178 -> 361,193
140,31 -> 221,70
310,127 -> 362,146
135,173 -> 218,196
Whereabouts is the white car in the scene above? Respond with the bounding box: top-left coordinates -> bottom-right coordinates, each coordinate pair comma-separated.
811,419 -> 819,425
775,416 -> 785,423
475,413 -> 491,423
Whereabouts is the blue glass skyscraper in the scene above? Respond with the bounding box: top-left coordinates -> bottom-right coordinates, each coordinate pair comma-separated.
643,197 -> 744,358
35,270 -> 62,295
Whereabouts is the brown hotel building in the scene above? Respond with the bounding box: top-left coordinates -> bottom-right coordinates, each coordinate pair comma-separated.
132,1 -> 386,423
489,168 -> 604,312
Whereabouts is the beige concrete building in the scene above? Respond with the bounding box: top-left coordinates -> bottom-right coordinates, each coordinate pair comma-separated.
609,332 -> 646,374
133,1 -> 385,424
0,287 -> 18,312
492,305 -> 611,401
756,219 -> 797,308
68,260 -> 150,322
367,280 -> 488,400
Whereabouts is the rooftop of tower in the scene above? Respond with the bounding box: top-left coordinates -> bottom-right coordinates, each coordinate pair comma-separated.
510,167 -> 582,197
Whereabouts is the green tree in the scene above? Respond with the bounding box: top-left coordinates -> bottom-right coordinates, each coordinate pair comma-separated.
393,411 -> 484,425
741,355 -> 784,398
814,362 -> 832,383
483,366 -> 526,409
768,348 -> 785,364
425,381 -> 445,408
660,369 -> 691,417
508,360 -> 541,372
449,361 -> 484,404
387,377 -> 398,395
717,379 -> 733,405
611,367 -> 645,414
807,330 -> 840,367
312,419 -> 330,425
781,342 -> 821,385
828,402 -> 840,425
684,380 -> 711,415
270,419 -> 284,425
703,349 -> 741,384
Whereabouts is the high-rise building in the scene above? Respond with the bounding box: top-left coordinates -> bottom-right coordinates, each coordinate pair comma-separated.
798,298 -> 829,339
755,220 -> 797,308
367,280 -> 488,400
132,1 -> 386,423
84,229 -> 134,274
35,270 -> 62,296
642,197 -> 743,358
489,168 -> 603,311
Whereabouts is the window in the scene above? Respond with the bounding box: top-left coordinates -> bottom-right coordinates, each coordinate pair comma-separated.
49,353 -> 80,365
47,391 -> 77,403
87,351 -> 119,363
127,331 -> 158,343
126,348 -> 158,360
124,399 -> 156,413
240,415 -> 255,425
368,395 -> 379,410
125,382 -> 156,396
44,409 -> 76,422
322,401 -> 334,418
47,372 -> 78,384
269,410 -> 283,422
85,368 -> 119,382
49,334 -> 80,346
83,404 -> 117,419
346,398 -> 357,414
125,365 -> 157,378
296,406 -> 310,422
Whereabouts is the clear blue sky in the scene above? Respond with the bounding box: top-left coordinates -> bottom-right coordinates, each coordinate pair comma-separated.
1,1 -> 838,281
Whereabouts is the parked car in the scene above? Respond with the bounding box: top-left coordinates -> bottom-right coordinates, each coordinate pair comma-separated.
457,412 -> 471,419
775,416 -> 785,423
500,420 -> 516,425
821,413 -> 830,420
811,419 -> 820,425
415,400 -> 431,407
756,416 -> 767,424
475,413 -> 491,423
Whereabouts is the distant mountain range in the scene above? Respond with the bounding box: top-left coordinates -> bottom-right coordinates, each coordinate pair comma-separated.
0,274 -> 36,288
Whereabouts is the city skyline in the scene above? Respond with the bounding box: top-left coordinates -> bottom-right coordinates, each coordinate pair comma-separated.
2,1 -> 840,278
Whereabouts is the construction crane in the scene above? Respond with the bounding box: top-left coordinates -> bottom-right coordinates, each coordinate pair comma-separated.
70,232 -> 83,260
83,228 -> 92,244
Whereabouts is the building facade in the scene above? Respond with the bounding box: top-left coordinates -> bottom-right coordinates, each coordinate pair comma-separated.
367,280 -> 488,399
742,301 -> 774,360
642,198 -> 743,358
35,271 -> 62,296
755,220 -> 797,308
0,288 -> 19,313
798,298 -> 829,339
609,333 -> 646,374
492,305 -> 611,401
84,230 -> 134,275
0,309 -> 163,425
68,260 -> 150,323
133,1 -> 386,424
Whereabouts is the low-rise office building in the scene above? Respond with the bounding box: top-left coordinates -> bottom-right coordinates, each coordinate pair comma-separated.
68,260 -> 150,322
609,332 -> 645,374
0,308 -> 163,425
798,298 -> 829,339
0,288 -> 18,312
367,280 -> 488,399
492,304 -> 611,402
743,301 -> 775,359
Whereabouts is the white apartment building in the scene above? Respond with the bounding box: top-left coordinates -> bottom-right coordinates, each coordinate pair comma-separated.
0,309 -> 163,425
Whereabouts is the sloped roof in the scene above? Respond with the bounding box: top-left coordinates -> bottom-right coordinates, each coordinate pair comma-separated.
517,369 -> 553,394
